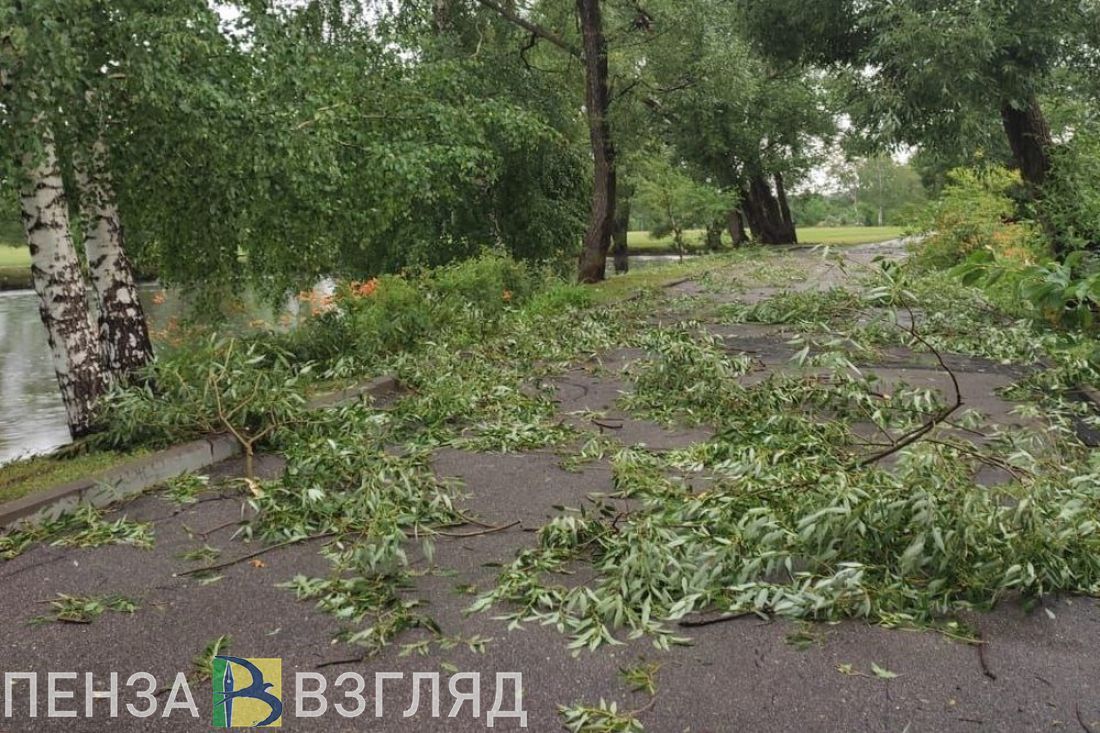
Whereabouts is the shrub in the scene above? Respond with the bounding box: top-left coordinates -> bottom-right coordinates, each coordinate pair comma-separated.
913,166 -> 1046,269
1040,125 -> 1100,253
95,336 -> 310,475
428,250 -> 538,317
339,275 -> 433,356
523,282 -> 594,316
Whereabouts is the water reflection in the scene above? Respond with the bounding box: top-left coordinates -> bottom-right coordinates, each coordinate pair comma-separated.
0,282 -> 331,465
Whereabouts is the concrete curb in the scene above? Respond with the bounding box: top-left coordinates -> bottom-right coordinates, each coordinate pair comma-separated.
0,374 -> 399,530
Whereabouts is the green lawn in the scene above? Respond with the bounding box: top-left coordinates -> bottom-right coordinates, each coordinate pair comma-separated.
0,245 -> 28,266
627,225 -> 906,251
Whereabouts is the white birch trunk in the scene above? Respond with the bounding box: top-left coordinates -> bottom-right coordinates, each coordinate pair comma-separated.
20,132 -> 108,437
77,139 -> 153,381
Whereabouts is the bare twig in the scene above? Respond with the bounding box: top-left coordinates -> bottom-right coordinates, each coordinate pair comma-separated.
1077,703 -> 1096,733
677,611 -> 751,628
431,521 -> 520,538
175,533 -> 334,577
854,303 -> 963,468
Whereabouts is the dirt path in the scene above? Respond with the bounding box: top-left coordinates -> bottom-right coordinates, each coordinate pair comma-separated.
2,242 -> 1098,732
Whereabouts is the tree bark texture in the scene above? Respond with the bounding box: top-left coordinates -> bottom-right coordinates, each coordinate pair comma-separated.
575,0 -> 617,283
77,140 -> 154,382
742,175 -> 797,244
21,133 -> 107,437
727,207 -> 747,246
1000,95 -> 1053,188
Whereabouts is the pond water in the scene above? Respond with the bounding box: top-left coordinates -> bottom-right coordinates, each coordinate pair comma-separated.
0,256 -> 693,465
0,284 -> 326,466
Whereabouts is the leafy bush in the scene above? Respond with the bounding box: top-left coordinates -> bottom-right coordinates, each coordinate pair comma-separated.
1040,125 -> 1100,253
284,252 -> 547,366
95,336 -> 309,475
523,283 -> 594,317
956,248 -> 1100,330
428,250 -> 538,316
340,275 -> 434,355
913,166 -> 1045,268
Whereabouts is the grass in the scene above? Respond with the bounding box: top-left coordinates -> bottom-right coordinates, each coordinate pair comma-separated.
0,231 -> 31,289
0,450 -> 145,505
0,245 -> 27,265
627,226 -> 906,252
589,252 -> 739,303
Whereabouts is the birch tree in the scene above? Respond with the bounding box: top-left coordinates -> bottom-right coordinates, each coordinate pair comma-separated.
76,138 -> 153,381
11,125 -> 107,436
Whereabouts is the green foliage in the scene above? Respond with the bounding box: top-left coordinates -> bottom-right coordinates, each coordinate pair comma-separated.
288,252 -> 544,368
957,249 -> 1100,331
1,504 -> 154,560
1041,125 -> 1100,253
632,155 -> 730,248
163,473 -> 210,505
95,337 -> 310,452
31,594 -> 138,625
340,276 -> 434,355
49,505 -> 154,550
559,699 -> 645,733
428,251 -> 538,320
619,662 -> 661,696
913,167 -> 1043,268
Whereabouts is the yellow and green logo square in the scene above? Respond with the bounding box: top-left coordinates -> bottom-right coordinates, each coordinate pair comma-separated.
212,656 -> 283,728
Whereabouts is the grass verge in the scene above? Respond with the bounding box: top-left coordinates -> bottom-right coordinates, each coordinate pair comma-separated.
0,450 -> 146,505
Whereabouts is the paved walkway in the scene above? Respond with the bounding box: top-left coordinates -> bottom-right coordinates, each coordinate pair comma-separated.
2,241 -> 1098,732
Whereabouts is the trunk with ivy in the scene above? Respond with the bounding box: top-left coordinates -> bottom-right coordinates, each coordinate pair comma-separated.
575,0 -> 616,283
1000,95 -> 1053,189
742,175 -> 797,244
612,182 -> 631,274
77,140 -> 154,382
21,133 -> 107,437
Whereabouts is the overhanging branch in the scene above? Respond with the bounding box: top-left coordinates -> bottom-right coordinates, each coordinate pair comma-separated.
472,0 -> 582,58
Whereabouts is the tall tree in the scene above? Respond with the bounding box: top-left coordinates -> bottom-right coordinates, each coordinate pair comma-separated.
2,4 -> 109,437
739,0 -> 1097,196
75,138 -> 153,381
471,0 -> 623,281
644,1 -> 833,244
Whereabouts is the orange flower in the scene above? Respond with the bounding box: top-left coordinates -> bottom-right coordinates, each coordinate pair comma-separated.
151,291 -> 167,305
356,278 -> 380,297
502,289 -> 513,302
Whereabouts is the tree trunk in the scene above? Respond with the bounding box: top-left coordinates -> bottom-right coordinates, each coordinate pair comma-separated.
77,140 -> 154,382
727,207 -> 747,246
1001,96 -> 1053,188
432,0 -> 453,33
743,175 -> 797,244
575,0 -> 616,284
21,133 -> 107,438
612,183 -> 631,274
774,172 -> 797,244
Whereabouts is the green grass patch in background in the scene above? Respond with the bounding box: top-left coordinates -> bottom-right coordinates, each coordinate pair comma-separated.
627,226 -> 905,251
0,234 -> 30,289
0,245 -> 28,266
